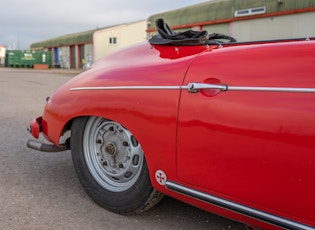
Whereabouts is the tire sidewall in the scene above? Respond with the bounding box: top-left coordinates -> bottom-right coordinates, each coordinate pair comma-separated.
71,116 -> 155,215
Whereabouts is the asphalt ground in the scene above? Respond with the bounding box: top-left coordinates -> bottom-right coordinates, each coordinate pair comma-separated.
0,68 -> 245,230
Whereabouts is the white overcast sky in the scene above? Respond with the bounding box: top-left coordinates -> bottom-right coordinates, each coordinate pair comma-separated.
0,0 -> 208,50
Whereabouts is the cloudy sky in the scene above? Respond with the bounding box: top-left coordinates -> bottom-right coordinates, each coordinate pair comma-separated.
0,0 -> 207,50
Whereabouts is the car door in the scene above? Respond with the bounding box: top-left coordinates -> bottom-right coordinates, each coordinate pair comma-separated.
177,42 -> 315,224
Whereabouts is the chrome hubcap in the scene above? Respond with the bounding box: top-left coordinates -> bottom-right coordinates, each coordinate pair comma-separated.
83,117 -> 144,192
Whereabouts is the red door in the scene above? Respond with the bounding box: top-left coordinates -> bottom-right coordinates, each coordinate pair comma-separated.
177,42 -> 315,224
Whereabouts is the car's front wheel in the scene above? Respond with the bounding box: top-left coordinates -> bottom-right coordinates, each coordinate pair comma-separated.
71,116 -> 163,215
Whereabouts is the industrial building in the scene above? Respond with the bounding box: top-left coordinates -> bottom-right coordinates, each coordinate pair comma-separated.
30,20 -> 146,69
30,0 -> 315,69
147,0 -> 315,42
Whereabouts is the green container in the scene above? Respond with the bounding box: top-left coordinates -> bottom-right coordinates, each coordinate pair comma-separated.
21,51 -> 36,68
5,50 -> 22,67
5,50 -> 52,68
34,51 -> 53,67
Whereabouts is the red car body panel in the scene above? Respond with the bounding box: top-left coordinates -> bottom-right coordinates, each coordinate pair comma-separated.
178,41 -> 315,226
30,39 -> 315,229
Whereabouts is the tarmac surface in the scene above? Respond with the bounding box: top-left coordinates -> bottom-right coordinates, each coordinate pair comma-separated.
0,68 -> 245,230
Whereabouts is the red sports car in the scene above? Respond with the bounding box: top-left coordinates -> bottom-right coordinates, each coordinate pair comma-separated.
27,20 -> 315,230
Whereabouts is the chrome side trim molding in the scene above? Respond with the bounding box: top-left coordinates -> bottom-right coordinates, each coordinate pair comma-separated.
188,83 -> 315,93
71,84 -> 315,94
228,86 -> 315,93
70,86 -> 184,91
166,181 -> 314,230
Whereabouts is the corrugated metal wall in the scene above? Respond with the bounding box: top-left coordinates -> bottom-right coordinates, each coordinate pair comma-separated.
148,0 -> 233,30
148,0 -> 315,32
203,23 -> 230,36
233,11 -> 315,41
234,0 -> 315,13
84,44 -> 93,69
58,46 -> 70,69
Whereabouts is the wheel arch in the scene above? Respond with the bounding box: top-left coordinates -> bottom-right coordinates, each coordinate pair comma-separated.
65,115 -> 166,187
64,115 -> 152,157
69,115 -> 164,214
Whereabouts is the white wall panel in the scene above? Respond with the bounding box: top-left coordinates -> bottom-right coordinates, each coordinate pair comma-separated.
232,11 -> 315,41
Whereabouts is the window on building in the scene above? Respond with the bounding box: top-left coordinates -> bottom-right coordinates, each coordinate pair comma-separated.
235,6 -> 266,17
109,37 -> 117,44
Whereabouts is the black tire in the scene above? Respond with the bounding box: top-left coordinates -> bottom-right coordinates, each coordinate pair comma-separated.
70,116 -> 164,215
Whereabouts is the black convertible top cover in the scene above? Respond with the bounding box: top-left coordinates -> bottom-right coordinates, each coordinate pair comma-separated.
149,18 -> 236,46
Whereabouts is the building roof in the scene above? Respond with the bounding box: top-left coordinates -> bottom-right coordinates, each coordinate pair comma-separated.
30,21 -> 143,50
147,0 -> 315,31
30,29 -> 97,50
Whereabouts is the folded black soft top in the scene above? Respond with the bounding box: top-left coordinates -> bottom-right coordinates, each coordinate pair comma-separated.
149,18 -> 236,46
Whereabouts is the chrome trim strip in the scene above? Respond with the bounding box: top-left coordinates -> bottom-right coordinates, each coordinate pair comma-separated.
228,86 -> 315,93
70,86 -> 185,91
71,84 -> 315,94
166,181 -> 314,230
188,83 -> 315,93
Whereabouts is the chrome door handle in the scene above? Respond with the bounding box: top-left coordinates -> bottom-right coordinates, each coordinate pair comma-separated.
187,83 -> 227,93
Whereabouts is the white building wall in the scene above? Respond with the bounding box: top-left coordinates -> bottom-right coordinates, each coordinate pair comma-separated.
232,11 -> 315,41
202,23 -> 231,37
0,45 -> 6,66
93,20 -> 147,61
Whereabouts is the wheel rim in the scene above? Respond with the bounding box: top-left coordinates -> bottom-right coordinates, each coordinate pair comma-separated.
83,117 -> 144,192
